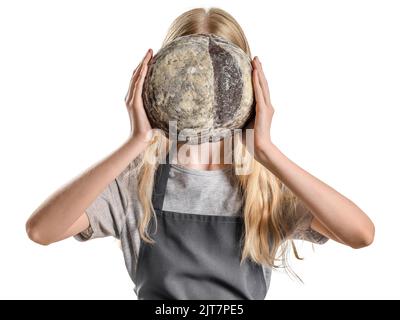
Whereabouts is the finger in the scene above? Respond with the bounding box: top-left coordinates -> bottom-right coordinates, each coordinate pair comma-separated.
125,63 -> 142,102
252,68 -> 266,108
133,49 -> 153,103
255,57 -> 271,105
251,58 -> 257,72
131,63 -> 148,105
125,49 -> 150,103
251,57 -> 264,102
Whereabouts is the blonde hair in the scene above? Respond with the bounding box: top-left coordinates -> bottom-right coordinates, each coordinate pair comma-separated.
135,7 -> 302,275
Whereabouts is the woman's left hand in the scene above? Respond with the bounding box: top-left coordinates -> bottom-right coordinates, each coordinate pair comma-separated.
246,56 -> 275,161
245,57 -> 375,249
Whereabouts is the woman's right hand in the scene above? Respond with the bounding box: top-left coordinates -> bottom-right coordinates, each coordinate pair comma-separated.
124,49 -> 154,145
26,49 -> 156,246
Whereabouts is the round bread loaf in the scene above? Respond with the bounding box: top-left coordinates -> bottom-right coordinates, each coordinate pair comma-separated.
142,33 -> 255,144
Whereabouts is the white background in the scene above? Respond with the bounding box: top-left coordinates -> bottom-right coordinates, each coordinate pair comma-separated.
1,0 -> 399,299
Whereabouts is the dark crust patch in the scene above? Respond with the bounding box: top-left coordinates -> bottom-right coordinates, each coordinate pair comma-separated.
208,37 -> 243,127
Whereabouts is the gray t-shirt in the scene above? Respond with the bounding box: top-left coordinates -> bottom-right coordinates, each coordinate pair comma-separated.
74,162 -> 328,292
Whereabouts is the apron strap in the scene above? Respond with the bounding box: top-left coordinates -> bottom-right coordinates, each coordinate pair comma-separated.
152,152 -> 170,211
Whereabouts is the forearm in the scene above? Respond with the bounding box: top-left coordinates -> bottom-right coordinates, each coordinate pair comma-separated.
26,137 -> 148,244
257,143 -> 375,248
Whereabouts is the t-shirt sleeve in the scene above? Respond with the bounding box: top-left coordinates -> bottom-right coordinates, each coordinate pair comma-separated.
289,199 -> 329,245
74,165 -> 132,242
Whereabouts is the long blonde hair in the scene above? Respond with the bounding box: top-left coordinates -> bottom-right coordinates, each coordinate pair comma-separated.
135,7 -> 302,274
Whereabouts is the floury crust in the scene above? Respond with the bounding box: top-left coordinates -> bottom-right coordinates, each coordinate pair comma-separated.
143,34 -> 255,144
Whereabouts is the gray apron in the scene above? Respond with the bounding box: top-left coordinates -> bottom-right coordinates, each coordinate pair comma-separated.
134,156 -> 267,300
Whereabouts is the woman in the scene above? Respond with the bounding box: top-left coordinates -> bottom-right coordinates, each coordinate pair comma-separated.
26,7 -> 375,300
